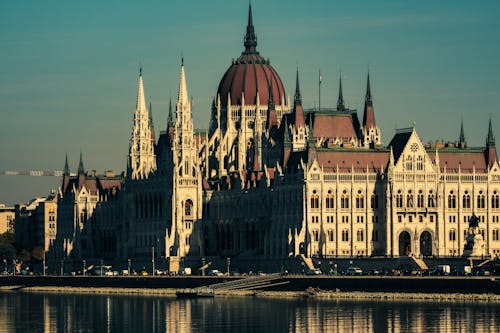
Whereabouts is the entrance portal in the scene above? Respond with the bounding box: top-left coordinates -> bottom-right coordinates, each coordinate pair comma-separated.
398,231 -> 411,256
420,231 -> 432,257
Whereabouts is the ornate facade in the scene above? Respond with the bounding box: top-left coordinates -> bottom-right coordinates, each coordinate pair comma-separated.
51,5 -> 500,272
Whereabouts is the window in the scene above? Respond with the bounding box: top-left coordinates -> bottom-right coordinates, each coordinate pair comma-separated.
396,190 -> 403,208
449,216 -> 456,223
492,191 -> 499,209
328,230 -> 334,242
430,216 -> 434,223
477,191 -> 485,209
372,215 -> 379,223
416,156 -> 424,171
184,199 -> 193,216
342,230 -> 349,242
398,215 -> 402,223
356,190 -> 364,209
428,190 -> 436,208
406,155 -> 413,171
408,215 -> 413,223
313,230 -> 319,242
326,191 -> 335,209
327,216 -> 334,223
357,216 -> 364,223
449,229 -> 456,241
185,235 -> 191,245
310,191 -> 319,209
342,216 -> 349,223
407,190 -> 414,207
493,229 -> 499,241
357,229 -> 364,242
480,229 -> 485,238
341,190 -> 350,209
417,190 -> 424,208
463,191 -> 471,209
448,191 -> 456,209
419,216 -> 423,223
311,216 -> 319,223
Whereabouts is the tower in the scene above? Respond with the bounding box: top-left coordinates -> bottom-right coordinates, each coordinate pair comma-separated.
167,60 -> 203,269
128,68 -> 157,180
361,71 -> 382,148
291,68 -> 308,152
486,117 -> 497,168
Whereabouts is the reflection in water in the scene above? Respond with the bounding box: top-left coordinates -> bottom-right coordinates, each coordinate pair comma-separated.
0,292 -> 498,332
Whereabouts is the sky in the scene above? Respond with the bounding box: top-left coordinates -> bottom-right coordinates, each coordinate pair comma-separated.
1,0 -> 499,205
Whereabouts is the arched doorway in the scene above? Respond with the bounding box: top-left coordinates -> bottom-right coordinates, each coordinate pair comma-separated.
398,231 -> 411,256
420,231 -> 432,257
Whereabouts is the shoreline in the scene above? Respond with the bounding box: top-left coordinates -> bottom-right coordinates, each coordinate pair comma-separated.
2,286 -> 499,303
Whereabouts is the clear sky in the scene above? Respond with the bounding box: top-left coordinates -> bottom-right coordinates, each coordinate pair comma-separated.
1,0 -> 499,205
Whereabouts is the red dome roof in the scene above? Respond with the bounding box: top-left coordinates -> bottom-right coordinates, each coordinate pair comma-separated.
216,5 -> 286,107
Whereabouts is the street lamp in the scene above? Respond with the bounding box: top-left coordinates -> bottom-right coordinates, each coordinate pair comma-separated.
201,257 -> 206,276
83,259 -> 86,277
128,258 -> 131,276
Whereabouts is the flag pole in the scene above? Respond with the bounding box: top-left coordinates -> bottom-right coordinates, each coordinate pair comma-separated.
318,69 -> 322,111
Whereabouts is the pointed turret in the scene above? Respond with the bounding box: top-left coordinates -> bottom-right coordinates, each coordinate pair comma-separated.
294,67 -> 301,105
459,120 -> 466,148
243,3 -> 258,54
167,97 -> 174,128
336,75 -> 345,112
64,154 -> 70,176
177,59 -> 189,106
149,102 -> 156,143
486,117 -> 497,167
362,71 -> 376,128
292,68 -> 305,128
78,151 -> 85,175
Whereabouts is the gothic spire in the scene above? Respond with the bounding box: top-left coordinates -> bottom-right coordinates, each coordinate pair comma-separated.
487,117 -> 495,147
64,154 -> 70,176
294,67 -> 302,105
459,120 -> 466,146
243,3 -> 258,54
362,71 -> 376,129
167,97 -> 174,128
336,75 -> 345,112
365,70 -> 372,105
177,60 -> 189,105
78,151 -> 85,175
149,101 -> 156,142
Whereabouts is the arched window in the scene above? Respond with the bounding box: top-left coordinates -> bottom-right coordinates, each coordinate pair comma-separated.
341,190 -> 349,209
492,191 -> 499,209
449,229 -> 456,241
416,156 -> 424,171
406,155 -> 413,171
477,191 -> 485,209
357,229 -> 364,242
396,190 -> 403,208
356,190 -> 364,209
428,190 -> 436,208
448,191 -> 456,209
328,230 -> 334,242
493,229 -> 499,241
417,190 -> 424,208
184,199 -> 193,216
407,190 -> 414,208
342,230 -> 349,242
325,190 -> 335,209
463,191 -> 471,209
310,190 -> 319,209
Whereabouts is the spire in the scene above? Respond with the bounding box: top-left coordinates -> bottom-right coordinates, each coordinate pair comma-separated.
78,151 -> 85,175
243,3 -> 258,54
177,60 -> 189,105
336,75 -> 345,112
136,68 -> 147,114
487,117 -> 495,147
167,97 -> 174,128
149,101 -> 156,142
365,70 -> 372,105
459,120 -> 466,147
294,67 -> 302,105
64,154 -> 70,176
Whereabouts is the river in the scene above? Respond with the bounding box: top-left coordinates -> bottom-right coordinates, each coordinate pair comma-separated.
0,292 -> 498,332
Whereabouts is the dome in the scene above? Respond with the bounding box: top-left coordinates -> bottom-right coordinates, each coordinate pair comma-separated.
216,5 -> 286,107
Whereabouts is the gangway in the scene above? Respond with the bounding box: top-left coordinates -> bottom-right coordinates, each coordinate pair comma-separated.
207,273 -> 287,291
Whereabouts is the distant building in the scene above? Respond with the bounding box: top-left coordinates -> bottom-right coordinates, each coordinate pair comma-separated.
0,204 -> 15,234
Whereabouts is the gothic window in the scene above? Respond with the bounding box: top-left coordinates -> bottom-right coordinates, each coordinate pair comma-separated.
342,230 -> 349,242
357,229 -> 364,242
477,191 -> 485,209
405,155 -> 413,171
407,190 -> 414,208
371,193 -> 379,209
325,190 -> 335,209
310,190 -> 319,209
449,229 -> 456,241
417,190 -> 424,208
493,229 -> 499,241
396,190 -> 403,208
416,156 -> 424,171
463,191 -> 471,209
448,191 -> 456,209
428,190 -> 436,208
480,229 -> 485,238
356,190 -> 364,209
184,199 -> 193,216
328,230 -> 334,242
341,190 -> 349,209
492,191 -> 499,209
313,230 -> 319,242
185,235 -> 191,245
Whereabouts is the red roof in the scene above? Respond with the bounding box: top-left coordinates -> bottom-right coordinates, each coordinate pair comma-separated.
363,104 -> 376,129
428,151 -> 488,173
313,113 -> 357,141
316,150 -> 389,172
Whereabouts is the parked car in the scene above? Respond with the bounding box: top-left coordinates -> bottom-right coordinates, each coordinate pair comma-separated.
346,267 -> 363,276
306,268 -> 322,275
208,269 -> 224,276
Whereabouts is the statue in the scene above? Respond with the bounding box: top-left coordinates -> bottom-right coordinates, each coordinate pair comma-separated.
463,212 -> 485,257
